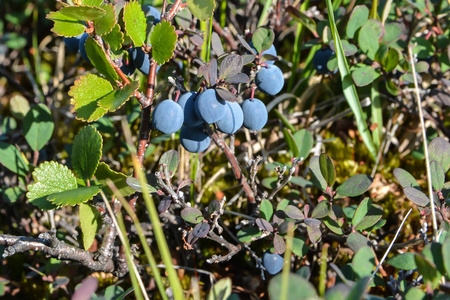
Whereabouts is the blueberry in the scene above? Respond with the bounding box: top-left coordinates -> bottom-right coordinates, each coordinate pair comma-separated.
312,48 -> 334,75
249,42 -> 277,64
255,65 -> 284,95
194,89 -> 227,124
216,101 -> 244,134
262,251 -> 284,275
142,5 -> 161,24
180,125 -> 211,153
120,49 -> 136,76
64,34 -> 82,52
78,32 -> 91,64
152,100 -> 184,134
177,92 -> 203,127
131,47 -> 160,75
241,98 -> 268,131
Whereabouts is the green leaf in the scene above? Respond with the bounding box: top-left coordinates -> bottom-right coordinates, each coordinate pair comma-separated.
252,27 -> 275,53
85,37 -> 119,82
382,22 -> 403,44
2,186 -> 25,205
93,4 -> 116,36
404,287 -> 426,300
374,43 -> 389,63
158,150 -> 179,178
309,155 -> 327,191
262,177 -> 278,189
387,253 -> 417,270
355,204 -> 383,231
236,226 -> 262,243
414,254 -> 438,287
72,125 -> 102,181
311,200 -> 330,219
23,104 -> 54,152
352,247 -> 375,278
346,5 -> 369,39
393,168 -> 421,190
207,278 -> 231,300
274,109 -> 295,132
268,273 -> 317,300
59,5 -> 106,21
293,129 -> 313,160
345,277 -> 370,300
95,162 -> 136,197
181,207 -> 204,224
48,186 -> 101,206
187,0 -> 216,22
69,74 -> 112,122
290,176 -> 313,188
430,161 -> 445,191
286,6 -> 318,38
323,217 -> 343,235
319,154 -> 336,187
403,187 -> 430,206
9,95 -> 30,120
27,161 -> 77,210
0,142 -> 29,176
150,20 -> 177,65
283,128 -> 299,158
422,242 -> 445,275
123,1 -> 147,47
102,24 -> 124,51
412,37 -> 436,59
338,40 -> 358,56
352,197 -> 371,227
46,10 -> 86,37
358,25 -> 379,60
381,48 -> 400,73
285,205 -> 305,220
347,232 -> 371,253
428,137 -> 450,172
260,199 -> 274,221
351,64 -> 380,87
336,174 -> 373,197
442,236 -> 450,275
98,81 -> 139,112
291,236 -> 308,257
79,203 -> 102,250
82,0 -> 103,6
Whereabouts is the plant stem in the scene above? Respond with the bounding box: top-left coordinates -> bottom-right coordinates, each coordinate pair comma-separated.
258,0 -> 273,27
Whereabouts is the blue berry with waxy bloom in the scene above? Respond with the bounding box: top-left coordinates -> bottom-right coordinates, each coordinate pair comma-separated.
249,42 -> 277,65
241,98 -> 268,131
120,49 -> 136,76
194,89 -> 227,124
217,101 -> 244,134
142,5 -> 161,24
255,64 -> 284,95
152,100 -> 184,134
64,34 -> 82,52
180,125 -> 211,153
177,92 -> 203,127
78,32 -> 91,64
312,48 -> 334,75
131,47 -> 160,75
262,251 -> 284,275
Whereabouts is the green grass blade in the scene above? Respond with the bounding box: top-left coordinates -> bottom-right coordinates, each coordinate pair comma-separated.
370,0 -> 379,19
371,79 -> 383,151
325,0 -> 377,160
257,0 -> 273,27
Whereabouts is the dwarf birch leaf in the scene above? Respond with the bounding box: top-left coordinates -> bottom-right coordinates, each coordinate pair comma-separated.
48,186 -> 101,206
46,10 -> 86,37
94,4 -> 116,36
82,0 -> 103,6
59,5 -> 106,21
95,162 -> 136,197
150,20 -> 177,65
0,142 -> 29,176
79,203 -> 102,250
27,161 -> 77,210
23,104 -> 54,152
72,126 -> 102,181
102,24 -> 123,51
69,74 -> 112,122
85,37 -> 119,82
187,0 -> 215,22
98,81 -> 139,112
123,1 -> 146,47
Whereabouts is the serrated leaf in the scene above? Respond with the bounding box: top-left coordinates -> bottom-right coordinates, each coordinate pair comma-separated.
352,197 -> 371,227
207,278 -> 231,300
27,161 -> 77,210
0,142 -> 29,176
187,0 -> 215,22
273,234 -> 286,254
403,187 -> 430,206
352,247 -> 375,278
347,232 -> 371,253
48,186 -> 101,206
72,126 -> 102,181
181,207 -> 204,224
102,24 -> 124,51
252,27 -> 274,54
69,74 -> 112,122
346,5 -> 369,39
285,205 -> 304,220
351,64 -> 380,87
336,174 -> 373,197
428,137 -> 450,172
430,161 -> 445,192
236,226 -> 262,242
218,54 -> 243,80
59,5 -> 106,21
94,4 -> 116,36
23,104 -> 54,152
387,253 -> 417,270
79,203 -> 102,250
393,168 -> 421,190
319,154 -> 336,187
192,222 -> 210,238
309,155 -> 327,191
95,162 -> 136,197
150,20 -> 177,65
293,129 -> 313,160
358,25 -> 379,60
98,81 -> 139,112
260,199 -> 273,221
47,10 -> 86,37
311,200 -> 331,219
123,1 -> 146,47
85,37 -> 119,82
159,150 -> 179,178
